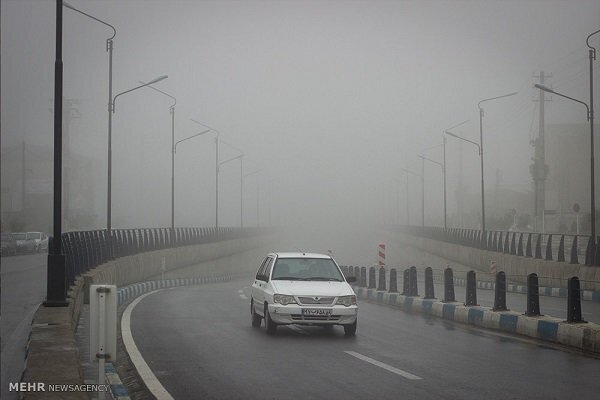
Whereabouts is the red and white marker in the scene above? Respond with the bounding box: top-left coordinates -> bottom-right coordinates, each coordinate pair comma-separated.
378,243 -> 386,266
489,260 -> 497,275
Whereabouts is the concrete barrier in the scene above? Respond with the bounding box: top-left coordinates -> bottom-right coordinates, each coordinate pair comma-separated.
353,285 -> 600,355
20,234 -> 272,399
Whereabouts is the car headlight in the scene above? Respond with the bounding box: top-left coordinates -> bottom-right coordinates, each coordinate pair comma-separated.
336,295 -> 357,306
273,294 -> 296,305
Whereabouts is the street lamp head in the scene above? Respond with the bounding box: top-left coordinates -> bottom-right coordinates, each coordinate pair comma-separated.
534,83 -> 553,93
478,91 -> 519,109
148,75 -> 168,85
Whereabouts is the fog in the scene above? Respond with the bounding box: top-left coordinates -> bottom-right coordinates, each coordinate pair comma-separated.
2,0 -> 599,236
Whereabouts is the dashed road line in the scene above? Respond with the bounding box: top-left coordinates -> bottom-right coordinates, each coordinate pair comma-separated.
344,351 -> 422,380
240,294 -> 248,300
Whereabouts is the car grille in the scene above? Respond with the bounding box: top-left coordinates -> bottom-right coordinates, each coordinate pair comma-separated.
291,314 -> 341,322
297,296 -> 335,305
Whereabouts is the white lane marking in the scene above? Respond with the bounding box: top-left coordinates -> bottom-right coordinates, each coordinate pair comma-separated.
122,290 -> 175,400
238,290 -> 244,294
344,351 -> 422,380
240,294 -> 248,300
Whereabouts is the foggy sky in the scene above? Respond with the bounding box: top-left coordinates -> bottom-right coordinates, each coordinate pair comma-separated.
2,0 -> 599,230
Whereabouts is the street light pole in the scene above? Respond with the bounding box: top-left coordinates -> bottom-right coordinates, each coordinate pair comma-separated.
401,168 -> 420,227
445,130 -> 482,230
243,169 -> 261,228
190,119 -> 221,230
173,128 -> 212,231
418,155 -> 444,228
218,153 -> 245,227
46,0 -> 67,306
443,119 -> 470,230
535,83 -> 594,259
139,82 -> 176,232
587,29 -> 599,253
477,92 -> 518,245
63,1 -> 118,231
108,75 -> 168,233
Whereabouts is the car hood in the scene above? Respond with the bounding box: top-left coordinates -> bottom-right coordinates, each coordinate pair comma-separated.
270,280 -> 354,297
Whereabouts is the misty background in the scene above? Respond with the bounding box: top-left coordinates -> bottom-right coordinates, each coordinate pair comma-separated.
2,0 -> 599,236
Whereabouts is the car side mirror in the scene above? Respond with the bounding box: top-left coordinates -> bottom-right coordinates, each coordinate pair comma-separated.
346,276 -> 357,283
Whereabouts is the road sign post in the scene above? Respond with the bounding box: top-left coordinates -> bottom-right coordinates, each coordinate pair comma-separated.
90,285 -> 117,400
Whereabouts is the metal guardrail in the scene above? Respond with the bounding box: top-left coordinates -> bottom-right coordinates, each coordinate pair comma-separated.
389,225 -> 599,266
56,227 -> 267,287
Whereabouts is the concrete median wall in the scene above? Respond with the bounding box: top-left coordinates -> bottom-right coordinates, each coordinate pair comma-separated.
382,229 -> 600,292
20,234 -> 272,399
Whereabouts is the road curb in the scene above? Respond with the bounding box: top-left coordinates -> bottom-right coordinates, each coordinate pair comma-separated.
353,286 -> 600,355
108,273 -> 245,399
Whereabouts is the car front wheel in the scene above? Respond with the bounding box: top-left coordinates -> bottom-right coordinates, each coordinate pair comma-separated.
251,299 -> 261,327
344,320 -> 357,336
264,303 -> 277,335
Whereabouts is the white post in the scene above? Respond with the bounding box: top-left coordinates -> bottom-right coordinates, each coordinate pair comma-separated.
97,288 -> 106,400
90,285 -> 116,400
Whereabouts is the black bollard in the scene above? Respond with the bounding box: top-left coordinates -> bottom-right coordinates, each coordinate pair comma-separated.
341,265 -> 348,277
443,267 -> 455,302
409,266 -> 418,296
360,267 -> 367,288
493,271 -> 508,311
567,277 -> 587,323
389,268 -> 398,293
424,267 -> 435,299
377,267 -> 386,291
525,273 -> 541,316
368,267 -> 376,289
402,269 -> 410,295
465,270 -> 478,306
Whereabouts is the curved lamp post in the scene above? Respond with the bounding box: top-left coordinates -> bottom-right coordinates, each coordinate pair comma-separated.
476,91 -> 518,246
108,75 -> 168,232
418,154 -> 444,228
442,119 -> 470,230
242,169 -> 261,228
401,168 -> 421,227
173,129 -> 211,231
535,83 -> 595,260
139,82 -> 176,232
191,119 -> 221,229
219,153 -> 245,228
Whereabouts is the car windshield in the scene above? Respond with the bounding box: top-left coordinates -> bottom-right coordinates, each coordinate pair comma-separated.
27,233 -> 41,240
271,258 -> 343,281
13,233 -> 27,240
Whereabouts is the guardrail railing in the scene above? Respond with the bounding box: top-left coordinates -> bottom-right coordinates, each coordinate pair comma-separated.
54,227 -> 267,287
390,225 -> 599,266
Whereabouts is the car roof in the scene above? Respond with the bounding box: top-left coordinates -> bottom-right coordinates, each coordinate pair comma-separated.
270,252 -> 332,259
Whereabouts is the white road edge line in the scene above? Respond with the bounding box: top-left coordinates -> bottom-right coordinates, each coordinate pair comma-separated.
122,289 -> 175,400
240,294 -> 248,300
344,351 -> 422,380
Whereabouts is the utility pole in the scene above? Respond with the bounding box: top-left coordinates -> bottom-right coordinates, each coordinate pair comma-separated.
21,141 -> 26,213
530,71 -> 551,231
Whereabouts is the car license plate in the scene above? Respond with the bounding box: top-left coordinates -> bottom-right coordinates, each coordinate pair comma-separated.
301,308 -> 332,316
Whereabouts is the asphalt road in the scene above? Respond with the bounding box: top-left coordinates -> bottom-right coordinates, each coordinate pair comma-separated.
128,278 -> 600,400
1,253 -> 47,400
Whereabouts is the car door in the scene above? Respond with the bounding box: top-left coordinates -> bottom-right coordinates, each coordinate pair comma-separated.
262,257 -> 276,303
252,257 -> 269,314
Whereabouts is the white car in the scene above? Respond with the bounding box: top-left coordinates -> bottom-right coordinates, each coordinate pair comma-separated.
250,252 -> 358,336
26,232 -> 49,253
